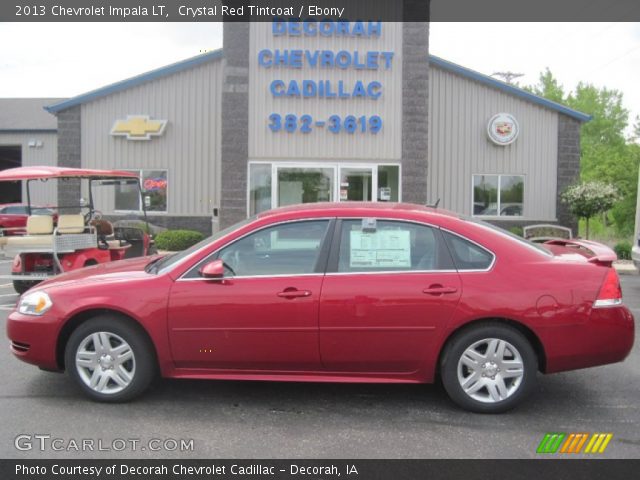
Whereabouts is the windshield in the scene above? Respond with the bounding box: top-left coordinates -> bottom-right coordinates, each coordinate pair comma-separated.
463,216 -> 553,257
149,216 -> 256,274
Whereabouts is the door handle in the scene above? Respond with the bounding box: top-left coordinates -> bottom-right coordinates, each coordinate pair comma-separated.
422,285 -> 458,295
277,288 -> 312,299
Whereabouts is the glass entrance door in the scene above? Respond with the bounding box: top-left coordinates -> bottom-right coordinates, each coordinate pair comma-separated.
338,167 -> 374,202
276,166 -> 334,208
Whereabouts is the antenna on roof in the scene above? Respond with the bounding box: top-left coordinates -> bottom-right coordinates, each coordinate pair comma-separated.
427,199 -> 440,208
491,72 -> 524,84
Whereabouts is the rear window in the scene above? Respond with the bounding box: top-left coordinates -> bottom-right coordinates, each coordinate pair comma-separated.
463,216 -> 552,257
4,206 -> 27,214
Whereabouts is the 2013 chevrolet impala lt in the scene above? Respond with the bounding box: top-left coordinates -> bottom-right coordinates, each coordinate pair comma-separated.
6,203 -> 635,413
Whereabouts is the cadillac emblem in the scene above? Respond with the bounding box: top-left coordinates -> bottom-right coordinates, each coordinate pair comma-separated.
487,113 -> 519,145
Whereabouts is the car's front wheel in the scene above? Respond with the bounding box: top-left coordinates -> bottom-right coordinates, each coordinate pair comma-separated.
441,323 -> 537,413
64,315 -> 156,402
13,280 -> 40,295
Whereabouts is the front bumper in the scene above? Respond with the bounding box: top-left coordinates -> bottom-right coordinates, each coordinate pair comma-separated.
6,309 -> 62,371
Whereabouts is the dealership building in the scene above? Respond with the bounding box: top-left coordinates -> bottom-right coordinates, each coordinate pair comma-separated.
1,22 -> 590,234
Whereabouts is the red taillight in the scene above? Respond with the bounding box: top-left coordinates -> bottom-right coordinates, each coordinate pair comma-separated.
593,268 -> 623,308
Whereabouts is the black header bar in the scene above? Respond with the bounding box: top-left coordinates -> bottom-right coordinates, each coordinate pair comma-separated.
2,459 -> 640,480
3,0 -> 640,22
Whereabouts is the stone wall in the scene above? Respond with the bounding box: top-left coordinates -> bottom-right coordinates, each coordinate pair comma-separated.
219,22 -> 250,229
56,105 -> 81,211
556,114 -> 581,234
401,22 -> 430,205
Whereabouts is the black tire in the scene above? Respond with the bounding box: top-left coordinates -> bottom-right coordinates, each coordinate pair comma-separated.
13,280 -> 41,295
64,314 -> 156,402
441,323 -> 537,413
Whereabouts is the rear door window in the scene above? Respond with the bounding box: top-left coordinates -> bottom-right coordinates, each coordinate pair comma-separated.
335,219 -> 454,273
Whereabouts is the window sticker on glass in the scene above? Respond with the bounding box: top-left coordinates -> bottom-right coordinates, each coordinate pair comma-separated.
350,229 -> 411,268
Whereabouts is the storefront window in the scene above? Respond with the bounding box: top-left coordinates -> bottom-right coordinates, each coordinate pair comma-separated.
115,169 -> 168,213
473,174 -> 523,217
339,167 -> 372,201
377,165 -> 400,202
248,162 -> 401,215
277,167 -> 334,207
249,164 -> 272,215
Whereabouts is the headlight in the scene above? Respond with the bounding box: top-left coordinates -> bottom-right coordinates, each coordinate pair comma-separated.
18,291 -> 53,316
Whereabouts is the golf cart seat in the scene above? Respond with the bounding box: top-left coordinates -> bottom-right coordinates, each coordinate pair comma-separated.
3,215 -> 54,249
57,214 -> 85,234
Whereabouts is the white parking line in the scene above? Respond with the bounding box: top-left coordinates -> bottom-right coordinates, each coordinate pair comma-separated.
0,283 -> 13,287
0,260 -> 13,265
0,293 -> 17,297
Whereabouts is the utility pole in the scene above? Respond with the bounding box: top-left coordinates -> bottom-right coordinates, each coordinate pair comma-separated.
491,72 -> 524,84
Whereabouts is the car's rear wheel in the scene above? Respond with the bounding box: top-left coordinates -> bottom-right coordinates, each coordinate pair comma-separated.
64,315 -> 156,402
441,323 -> 537,413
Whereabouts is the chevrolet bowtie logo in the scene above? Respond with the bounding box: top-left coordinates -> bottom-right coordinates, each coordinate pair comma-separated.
111,115 -> 168,140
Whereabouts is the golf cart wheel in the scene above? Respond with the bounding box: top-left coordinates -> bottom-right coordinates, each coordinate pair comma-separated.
13,280 -> 41,295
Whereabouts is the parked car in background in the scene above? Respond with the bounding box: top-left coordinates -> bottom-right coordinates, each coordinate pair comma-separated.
6,203 -> 634,413
0,204 -> 57,236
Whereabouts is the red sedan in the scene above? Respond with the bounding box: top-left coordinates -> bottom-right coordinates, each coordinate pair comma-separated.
0,203 -> 57,235
6,203 -> 635,412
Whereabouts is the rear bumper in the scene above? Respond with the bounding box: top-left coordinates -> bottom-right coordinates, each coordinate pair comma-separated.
544,306 -> 635,374
6,310 -> 61,371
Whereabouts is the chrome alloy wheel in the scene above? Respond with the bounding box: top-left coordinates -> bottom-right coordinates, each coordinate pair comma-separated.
457,338 -> 524,403
75,332 -> 136,395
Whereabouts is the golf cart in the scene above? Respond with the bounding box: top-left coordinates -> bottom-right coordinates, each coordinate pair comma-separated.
0,166 -> 156,294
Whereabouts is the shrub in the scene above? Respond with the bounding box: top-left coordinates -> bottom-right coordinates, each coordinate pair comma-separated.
614,241 -> 632,260
154,229 -> 205,251
508,226 -> 523,237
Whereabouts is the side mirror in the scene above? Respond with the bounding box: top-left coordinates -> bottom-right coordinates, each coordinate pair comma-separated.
199,259 -> 225,279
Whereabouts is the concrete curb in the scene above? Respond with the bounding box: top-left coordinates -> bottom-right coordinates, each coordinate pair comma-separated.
614,261 -> 638,275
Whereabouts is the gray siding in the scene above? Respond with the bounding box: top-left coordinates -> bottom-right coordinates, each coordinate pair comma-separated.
428,66 -> 559,221
0,132 -> 57,206
81,58 -> 223,219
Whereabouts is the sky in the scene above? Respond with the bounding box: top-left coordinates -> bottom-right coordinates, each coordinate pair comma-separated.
1,22 -> 639,134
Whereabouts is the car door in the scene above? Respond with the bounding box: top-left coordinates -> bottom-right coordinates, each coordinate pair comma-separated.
168,219 -> 333,371
2,206 -> 28,232
319,218 -> 462,373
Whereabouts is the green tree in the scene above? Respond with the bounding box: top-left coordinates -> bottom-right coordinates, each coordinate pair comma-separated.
527,70 -> 638,235
527,68 -> 565,103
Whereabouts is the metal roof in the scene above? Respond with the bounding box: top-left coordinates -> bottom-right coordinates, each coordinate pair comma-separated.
429,56 -> 591,122
44,48 -> 590,122
45,49 -> 224,114
0,98 -> 65,131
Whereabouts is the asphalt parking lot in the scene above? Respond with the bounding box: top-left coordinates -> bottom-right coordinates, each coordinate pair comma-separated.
0,259 -> 638,459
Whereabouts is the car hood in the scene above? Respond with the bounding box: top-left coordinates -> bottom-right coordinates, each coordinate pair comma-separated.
33,255 -> 160,291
